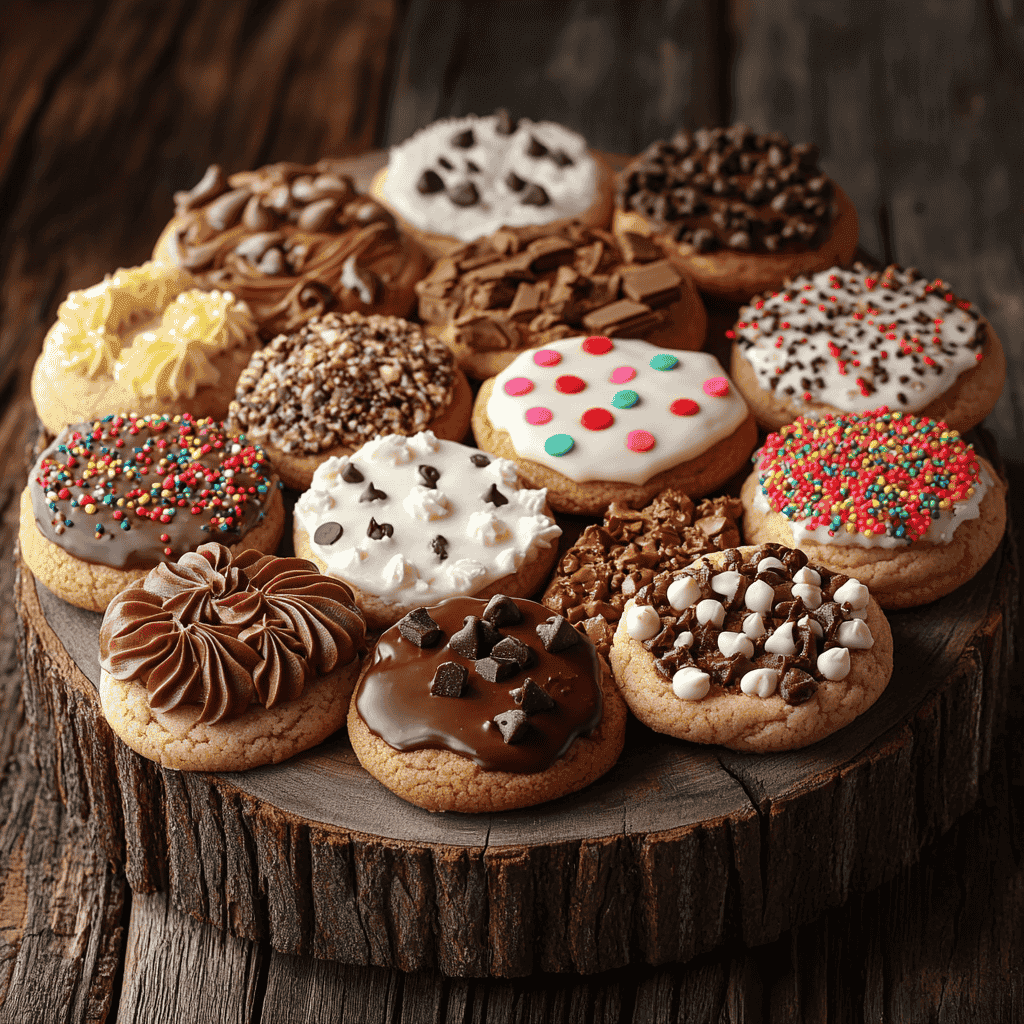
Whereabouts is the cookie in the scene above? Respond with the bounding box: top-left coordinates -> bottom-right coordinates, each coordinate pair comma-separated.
371,110 -> 615,259
728,264 -> 1007,433
415,222 -> 707,379
227,312 -> 473,491
348,594 -> 627,812
471,335 -> 757,514
30,261 -> 261,435
542,489 -> 743,657
740,410 -> 1007,608
153,160 -> 429,338
98,543 -> 366,771
613,125 -> 858,302
609,544 -> 893,753
292,431 -> 561,631
20,413 -> 284,612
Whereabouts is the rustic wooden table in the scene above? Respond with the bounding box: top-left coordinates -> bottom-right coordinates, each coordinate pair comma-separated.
1,2 -> 1022,1020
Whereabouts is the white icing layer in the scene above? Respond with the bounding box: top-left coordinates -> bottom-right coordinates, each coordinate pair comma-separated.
294,431 -> 561,602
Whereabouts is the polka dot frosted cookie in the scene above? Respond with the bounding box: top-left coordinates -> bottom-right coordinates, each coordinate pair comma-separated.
471,336 -> 757,514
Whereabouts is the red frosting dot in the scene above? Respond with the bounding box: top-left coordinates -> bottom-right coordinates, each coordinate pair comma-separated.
703,376 -> 730,397
670,398 -> 700,416
580,407 -> 614,431
627,429 -> 656,452
555,374 -> 586,394
533,349 -> 561,367
581,335 -> 613,355
504,376 -> 534,397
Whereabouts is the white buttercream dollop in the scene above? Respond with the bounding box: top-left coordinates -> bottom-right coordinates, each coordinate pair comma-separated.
837,619 -> 874,650
672,666 -> 711,701
745,579 -> 775,613
711,570 -> 743,602
740,668 -> 779,698
695,599 -> 726,627
817,647 -> 852,680
833,578 -> 870,609
718,631 -> 755,659
625,604 -> 662,641
764,621 -> 797,656
667,575 -> 701,611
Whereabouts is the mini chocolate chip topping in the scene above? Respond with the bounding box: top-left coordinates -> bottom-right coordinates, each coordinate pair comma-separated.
367,517 -> 394,540
451,128 -> 475,148
520,183 -> 550,206
449,181 -> 479,207
229,312 -> 456,456
418,464 -> 441,488
616,124 -> 837,254
417,169 -> 445,194
359,482 -> 387,502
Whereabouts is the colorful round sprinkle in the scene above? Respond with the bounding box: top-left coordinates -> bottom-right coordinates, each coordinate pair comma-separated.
612,389 -> 639,409
533,349 -> 561,367
650,353 -> 679,371
581,335 -> 613,355
581,408 -> 614,431
610,366 -> 636,384
670,398 -> 700,416
526,406 -> 553,426
703,376 -> 730,397
627,429 -> 656,453
504,376 -> 534,397
544,433 -> 575,456
554,374 -> 586,394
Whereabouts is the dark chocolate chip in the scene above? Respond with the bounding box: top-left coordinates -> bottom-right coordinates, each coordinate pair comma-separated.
359,482 -> 387,502
341,463 -> 364,483
438,156 -> 454,170
482,483 -> 508,507
430,534 -> 449,561
551,149 -> 574,167
470,454 -> 491,467
449,615 -> 502,660
520,183 -> 549,206
536,615 -> 579,652
430,661 -> 467,697
367,518 -> 393,539
466,159 -> 480,173
398,608 -> 444,648
493,709 -> 530,743
511,677 -> 556,714
491,635 -> 532,669
448,181 -> 479,207
418,465 -> 440,488
505,170 -> 526,192
451,128 -> 475,148
416,169 -> 445,194
476,657 -> 518,683
482,594 -> 521,627
526,136 -> 549,158
494,108 -> 518,135
312,522 -> 343,546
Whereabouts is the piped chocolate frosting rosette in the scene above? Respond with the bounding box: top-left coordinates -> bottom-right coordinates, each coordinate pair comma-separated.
98,543 -> 366,771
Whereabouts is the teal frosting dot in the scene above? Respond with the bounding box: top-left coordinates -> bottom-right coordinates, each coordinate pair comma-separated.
612,389 -> 639,409
544,433 -> 575,457
649,353 -> 679,371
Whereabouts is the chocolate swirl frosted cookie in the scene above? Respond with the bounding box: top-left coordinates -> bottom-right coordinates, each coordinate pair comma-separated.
371,110 -> 615,259
609,545 -> 893,752
614,124 -> 858,301
728,264 -> 1006,432
99,543 -> 366,770
227,312 -> 472,490
349,594 -> 626,812
20,413 -> 284,612
415,222 -> 707,379
153,160 -> 430,338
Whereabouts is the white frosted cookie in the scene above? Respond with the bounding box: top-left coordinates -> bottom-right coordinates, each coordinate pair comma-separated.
729,263 -> 1006,432
609,545 -> 894,752
293,431 -> 561,630
471,335 -> 756,514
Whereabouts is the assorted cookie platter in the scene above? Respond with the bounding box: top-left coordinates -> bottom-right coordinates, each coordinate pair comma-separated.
16,133 -> 1016,978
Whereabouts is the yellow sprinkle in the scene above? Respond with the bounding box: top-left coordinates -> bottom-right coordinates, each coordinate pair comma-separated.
84,503 -> 96,514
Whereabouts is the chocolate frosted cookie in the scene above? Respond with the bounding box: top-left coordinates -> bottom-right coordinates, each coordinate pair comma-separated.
20,413 -> 284,612
542,489 -> 743,657
371,110 -> 615,259
729,264 -> 1006,433
293,431 -> 561,631
609,545 -> 893,752
614,124 -> 858,301
349,594 -> 627,812
99,543 -> 366,771
153,160 -> 430,338
227,312 -> 472,490
416,222 -> 707,379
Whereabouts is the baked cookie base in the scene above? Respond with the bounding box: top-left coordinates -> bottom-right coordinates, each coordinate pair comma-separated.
739,459 -> 1008,608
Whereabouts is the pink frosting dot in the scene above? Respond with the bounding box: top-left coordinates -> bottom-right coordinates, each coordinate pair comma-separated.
533,349 -> 561,367
610,366 -> 636,384
504,377 -> 534,397
627,429 -> 656,453
703,376 -> 730,397
525,406 -> 553,425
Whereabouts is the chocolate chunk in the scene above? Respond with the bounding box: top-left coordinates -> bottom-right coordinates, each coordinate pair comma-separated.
511,677 -> 556,714
537,614 -> 580,652
449,181 -> 479,207
359,482 -> 387,502
417,169 -> 445,194
341,463 -> 364,484
527,136 -> 549,158
620,231 -> 663,264
505,170 -> 526,192
449,616 -> 502,660
494,108 -> 518,135
482,594 -> 522,627
367,518 -> 393,539
520,183 -> 549,206
312,522 -> 343,546
491,635 -> 532,669
476,657 -> 518,683
451,128 -> 475,148
494,709 -> 530,743
551,149 -> 574,167
470,454 -> 491,467
430,534 -> 449,561
398,608 -> 444,648
438,156 -> 454,170
482,483 -> 508,507
780,668 -> 818,705
619,259 -> 682,305
430,661 -> 467,697
418,465 -> 440,488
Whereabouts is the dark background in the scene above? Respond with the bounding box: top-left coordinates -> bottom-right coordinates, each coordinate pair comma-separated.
0,2 -> 1021,1020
